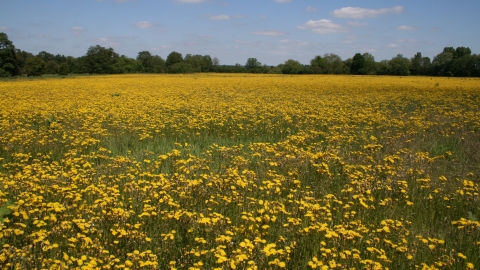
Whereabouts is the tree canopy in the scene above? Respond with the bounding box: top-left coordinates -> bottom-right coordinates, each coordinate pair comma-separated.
1,31 -> 479,77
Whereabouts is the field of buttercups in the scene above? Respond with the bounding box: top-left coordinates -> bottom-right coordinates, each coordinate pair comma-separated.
0,74 -> 479,269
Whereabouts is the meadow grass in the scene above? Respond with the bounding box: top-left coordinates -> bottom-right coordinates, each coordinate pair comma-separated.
0,74 -> 479,269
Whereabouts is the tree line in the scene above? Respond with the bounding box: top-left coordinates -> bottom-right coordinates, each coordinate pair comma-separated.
1,32 -> 479,77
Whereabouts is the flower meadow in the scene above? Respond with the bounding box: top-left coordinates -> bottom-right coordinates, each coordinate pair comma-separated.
0,74 -> 479,269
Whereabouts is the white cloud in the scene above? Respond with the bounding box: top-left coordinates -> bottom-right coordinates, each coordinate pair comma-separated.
332,6 -> 403,19
175,0 -> 207,3
274,0 -> 292,2
388,43 -> 399,48
298,19 -> 348,34
70,26 -> 85,37
279,39 -> 308,46
134,21 -> 156,28
0,26 -> 8,31
209,15 -> 230,20
305,6 -> 318,12
253,30 -> 287,36
347,21 -> 368,27
397,25 -> 416,31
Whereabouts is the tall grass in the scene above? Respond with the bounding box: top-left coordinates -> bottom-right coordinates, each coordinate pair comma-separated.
0,74 -> 478,269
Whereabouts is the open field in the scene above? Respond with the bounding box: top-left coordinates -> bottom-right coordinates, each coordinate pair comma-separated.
0,74 -> 479,269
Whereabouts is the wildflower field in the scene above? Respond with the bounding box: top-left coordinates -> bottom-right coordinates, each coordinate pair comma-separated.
0,74 -> 479,269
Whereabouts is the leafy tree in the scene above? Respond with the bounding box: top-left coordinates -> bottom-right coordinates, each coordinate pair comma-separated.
361,53 -> 376,74
410,52 -> 432,75
282,59 -> 304,74
202,55 -> 213,72
151,55 -> 166,73
0,32 -> 19,77
168,62 -> 193,74
24,57 -> 45,76
245,58 -> 261,69
44,60 -> 59,74
58,62 -> 69,75
376,60 -> 391,75
389,54 -> 411,75
15,49 -> 34,75
432,48 -> 454,76
310,55 -> 327,74
324,53 -> 345,74
137,51 -> 154,73
350,53 -> 365,74
166,51 -> 183,72
84,45 -> 119,74
37,51 -> 55,63
112,55 -> 143,74
213,57 -> 220,66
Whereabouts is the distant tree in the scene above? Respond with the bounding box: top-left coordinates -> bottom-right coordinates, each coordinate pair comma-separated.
137,51 -> 154,73
151,55 -> 166,73
24,57 -> 45,76
202,55 -> 213,72
44,60 -> 59,74
166,51 -> 183,72
310,55 -> 327,74
0,32 -> 19,77
350,53 -> 365,74
389,54 -> 411,75
324,53 -> 345,74
245,58 -> 261,70
112,55 -> 143,74
432,48 -> 455,76
15,49 -> 33,75
184,54 -> 203,72
213,57 -> 220,66
361,53 -> 376,74
58,62 -> 69,75
376,60 -> 391,75
84,45 -> 119,74
37,51 -> 55,63
410,52 -> 424,75
168,62 -> 193,74
282,59 -> 304,74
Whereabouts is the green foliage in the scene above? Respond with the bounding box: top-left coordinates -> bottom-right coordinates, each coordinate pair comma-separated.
282,59 -> 304,74
84,45 -> 119,74
389,54 -> 411,76
24,57 -> 46,76
350,53 -> 366,74
245,58 -> 261,70
166,51 -> 183,71
44,60 -> 59,74
58,62 -> 69,75
0,32 -> 19,77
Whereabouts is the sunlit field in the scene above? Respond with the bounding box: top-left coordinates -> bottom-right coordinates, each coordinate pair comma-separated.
0,74 -> 479,269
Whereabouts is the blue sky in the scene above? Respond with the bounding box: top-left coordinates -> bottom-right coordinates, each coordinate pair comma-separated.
1,0 -> 479,65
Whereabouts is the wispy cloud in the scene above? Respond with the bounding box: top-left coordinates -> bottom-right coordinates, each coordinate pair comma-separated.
388,43 -> 399,48
0,26 -> 8,31
133,21 -> 157,28
209,15 -> 230,20
70,26 -> 85,37
305,6 -> 318,12
253,30 -> 287,36
274,0 -> 292,2
332,6 -> 403,19
397,25 -> 416,31
279,39 -> 308,46
298,19 -> 348,34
